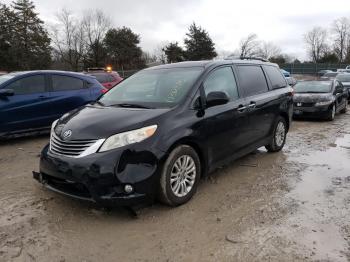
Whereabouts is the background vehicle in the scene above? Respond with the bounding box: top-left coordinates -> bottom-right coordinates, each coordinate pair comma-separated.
34,59 -> 293,208
336,73 -> 350,101
293,80 -> 348,120
285,76 -> 297,86
320,72 -> 338,80
0,71 -> 7,76
0,70 -> 105,138
87,68 -> 123,89
280,69 -> 290,77
317,69 -> 333,77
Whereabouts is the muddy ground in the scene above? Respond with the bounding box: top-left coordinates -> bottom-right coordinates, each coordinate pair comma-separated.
1,113 -> 350,262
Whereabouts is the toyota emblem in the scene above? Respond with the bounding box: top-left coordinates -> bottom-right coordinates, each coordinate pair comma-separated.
62,130 -> 72,139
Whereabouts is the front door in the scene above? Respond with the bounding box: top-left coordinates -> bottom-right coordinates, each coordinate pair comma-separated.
0,74 -> 50,134
198,66 -> 250,167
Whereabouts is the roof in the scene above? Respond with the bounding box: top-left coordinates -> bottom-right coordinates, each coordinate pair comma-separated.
145,59 -> 278,71
7,70 -> 94,79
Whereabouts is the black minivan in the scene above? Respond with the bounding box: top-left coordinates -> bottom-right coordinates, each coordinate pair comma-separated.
34,59 -> 293,207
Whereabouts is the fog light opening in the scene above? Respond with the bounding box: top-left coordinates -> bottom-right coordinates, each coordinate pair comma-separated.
124,184 -> 133,194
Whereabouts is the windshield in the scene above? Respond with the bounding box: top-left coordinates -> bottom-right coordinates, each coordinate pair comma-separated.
0,74 -> 15,85
99,67 -> 203,108
336,74 -> 350,82
294,81 -> 332,93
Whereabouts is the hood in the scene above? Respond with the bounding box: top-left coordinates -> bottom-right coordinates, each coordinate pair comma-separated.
341,81 -> 350,87
293,93 -> 334,103
54,104 -> 170,140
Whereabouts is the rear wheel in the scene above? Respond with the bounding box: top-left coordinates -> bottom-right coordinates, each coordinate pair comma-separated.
265,117 -> 287,152
326,104 -> 336,121
158,145 -> 201,206
340,101 -> 347,114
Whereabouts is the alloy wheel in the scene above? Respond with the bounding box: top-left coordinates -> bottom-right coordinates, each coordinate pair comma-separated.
170,155 -> 196,197
275,121 -> 286,147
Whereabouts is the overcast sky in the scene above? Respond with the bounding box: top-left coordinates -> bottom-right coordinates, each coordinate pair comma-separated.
3,0 -> 350,60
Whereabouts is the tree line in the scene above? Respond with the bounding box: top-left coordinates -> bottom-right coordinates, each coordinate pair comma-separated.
304,17 -> 350,63
1,0 -> 350,72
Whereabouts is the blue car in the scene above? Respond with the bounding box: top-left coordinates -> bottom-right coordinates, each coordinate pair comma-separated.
280,69 -> 290,77
0,70 -> 104,138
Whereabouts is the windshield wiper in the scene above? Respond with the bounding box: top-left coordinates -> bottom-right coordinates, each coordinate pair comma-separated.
110,103 -> 153,109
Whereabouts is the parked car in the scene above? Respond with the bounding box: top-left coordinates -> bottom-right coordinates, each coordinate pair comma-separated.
285,76 -> 297,86
317,69 -> 333,77
320,72 -> 338,80
293,80 -> 348,120
0,71 -> 7,76
0,70 -> 105,138
87,68 -> 123,89
33,60 -> 293,208
280,69 -> 290,77
336,73 -> 350,100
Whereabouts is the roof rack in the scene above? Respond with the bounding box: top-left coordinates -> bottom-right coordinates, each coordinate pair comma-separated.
224,56 -> 269,62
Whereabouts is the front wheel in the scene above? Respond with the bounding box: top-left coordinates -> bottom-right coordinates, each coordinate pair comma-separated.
158,145 -> 201,206
265,117 -> 287,152
326,104 -> 336,121
340,101 -> 347,114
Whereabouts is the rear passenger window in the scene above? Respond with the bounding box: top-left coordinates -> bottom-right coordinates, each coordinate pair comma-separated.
264,66 -> 287,89
203,67 -> 239,101
237,65 -> 268,96
52,75 -> 84,91
7,75 -> 45,95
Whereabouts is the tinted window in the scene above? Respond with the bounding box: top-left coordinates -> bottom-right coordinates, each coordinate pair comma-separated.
7,75 -> 46,95
237,65 -> 268,96
52,75 -> 84,91
92,73 -> 109,83
108,75 -> 115,82
264,66 -> 287,89
203,67 -> 239,101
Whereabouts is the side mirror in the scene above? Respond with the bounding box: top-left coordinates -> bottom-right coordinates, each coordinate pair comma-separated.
0,89 -> 14,97
336,86 -> 343,94
206,91 -> 229,108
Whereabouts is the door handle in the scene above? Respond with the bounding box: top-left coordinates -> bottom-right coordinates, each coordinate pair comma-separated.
237,105 -> 247,112
248,102 -> 256,109
38,95 -> 48,100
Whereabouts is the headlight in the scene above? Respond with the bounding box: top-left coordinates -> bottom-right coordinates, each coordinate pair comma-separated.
315,100 -> 333,106
99,125 -> 157,152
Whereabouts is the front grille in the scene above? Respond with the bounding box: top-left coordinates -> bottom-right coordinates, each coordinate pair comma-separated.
294,102 -> 314,107
50,134 -> 98,157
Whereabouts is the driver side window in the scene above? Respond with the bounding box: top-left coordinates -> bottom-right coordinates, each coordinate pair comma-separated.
203,67 -> 239,101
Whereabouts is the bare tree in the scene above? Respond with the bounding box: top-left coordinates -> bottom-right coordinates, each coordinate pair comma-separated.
257,41 -> 281,60
304,26 -> 328,62
82,9 -> 111,67
153,43 -> 168,64
238,33 -> 260,57
51,9 -> 86,71
332,17 -> 350,62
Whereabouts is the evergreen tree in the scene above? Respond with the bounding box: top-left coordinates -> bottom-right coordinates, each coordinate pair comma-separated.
184,23 -> 217,61
11,0 -> 51,70
104,27 -> 145,69
163,42 -> 184,63
0,4 -> 16,70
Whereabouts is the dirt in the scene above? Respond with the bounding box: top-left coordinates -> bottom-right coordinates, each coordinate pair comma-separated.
1,113 -> 350,262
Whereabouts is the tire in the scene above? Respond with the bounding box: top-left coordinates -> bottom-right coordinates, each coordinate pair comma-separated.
158,145 -> 201,206
265,116 -> 287,152
326,104 -> 336,121
340,101 -> 347,114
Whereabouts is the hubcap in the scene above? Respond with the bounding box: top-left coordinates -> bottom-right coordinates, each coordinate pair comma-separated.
170,155 -> 196,197
275,121 -> 286,147
332,105 -> 335,119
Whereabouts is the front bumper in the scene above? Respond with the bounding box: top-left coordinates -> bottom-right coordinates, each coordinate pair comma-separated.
34,144 -> 166,207
293,105 -> 330,118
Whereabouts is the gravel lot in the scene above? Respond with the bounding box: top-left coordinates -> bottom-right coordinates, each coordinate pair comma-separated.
1,112 -> 350,261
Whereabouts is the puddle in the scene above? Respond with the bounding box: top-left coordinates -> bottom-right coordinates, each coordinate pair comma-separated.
284,134 -> 350,261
